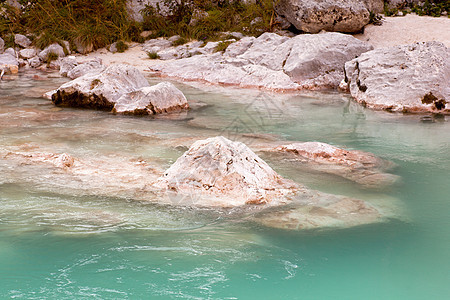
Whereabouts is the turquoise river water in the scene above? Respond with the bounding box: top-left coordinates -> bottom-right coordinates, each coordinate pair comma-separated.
0,72 -> 449,299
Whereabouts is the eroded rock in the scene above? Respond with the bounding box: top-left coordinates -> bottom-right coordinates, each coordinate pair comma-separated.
113,82 -> 189,115
0,53 -> 19,74
154,136 -> 299,207
14,34 -> 32,48
260,142 -> 399,188
345,41 -> 450,113
51,64 -> 150,110
149,32 -> 372,90
275,0 -> 373,34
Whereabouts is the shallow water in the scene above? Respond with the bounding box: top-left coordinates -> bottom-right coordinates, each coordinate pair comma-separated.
0,72 -> 449,299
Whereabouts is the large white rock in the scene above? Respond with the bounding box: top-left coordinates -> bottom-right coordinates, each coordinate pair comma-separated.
275,0 -> 375,34
113,82 -> 189,115
345,41 -> 450,113
283,32 -> 373,89
154,136 -> 299,207
50,64 -> 189,115
150,32 -> 372,90
51,64 -> 150,110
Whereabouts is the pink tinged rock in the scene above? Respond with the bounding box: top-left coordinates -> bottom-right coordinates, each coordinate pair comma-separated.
344,41 -> 450,113
265,142 -> 399,188
113,82 -> 189,115
154,136 -> 299,207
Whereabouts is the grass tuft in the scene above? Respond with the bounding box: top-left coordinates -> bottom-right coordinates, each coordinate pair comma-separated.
147,51 -> 159,59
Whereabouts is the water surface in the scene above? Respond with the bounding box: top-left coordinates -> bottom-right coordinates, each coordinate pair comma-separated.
0,72 -> 449,299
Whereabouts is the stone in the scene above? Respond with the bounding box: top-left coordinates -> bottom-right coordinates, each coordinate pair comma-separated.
113,82 -> 189,115
385,0 -> 420,10
254,194 -> 382,230
150,32 -> 373,90
38,43 -> 66,61
261,142 -> 399,188
283,32 -> 373,89
0,37 -> 4,54
51,64 -> 150,110
19,48 -> 37,59
142,38 -> 172,54
0,53 -> 19,74
362,0 -> 385,13
126,0 -> 169,22
154,136 -> 298,207
74,40 -> 93,54
67,58 -> 104,79
224,36 -> 255,57
14,34 -> 32,48
275,0 -> 371,34
4,47 -> 15,57
344,41 -> 450,113
28,56 -> 42,68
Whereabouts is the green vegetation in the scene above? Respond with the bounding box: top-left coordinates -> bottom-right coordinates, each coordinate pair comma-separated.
147,51 -> 159,59
115,40 -> 129,53
0,0 -> 141,51
384,0 -> 450,17
215,40 -> 233,52
172,36 -> 188,46
141,0 -> 276,41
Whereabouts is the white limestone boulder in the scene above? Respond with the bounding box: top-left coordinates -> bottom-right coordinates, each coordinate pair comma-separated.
154,136 -> 299,207
344,41 -> 450,113
113,82 -> 189,115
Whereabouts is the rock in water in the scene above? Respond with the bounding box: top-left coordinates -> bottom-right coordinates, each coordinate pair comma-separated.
154,136 -> 299,207
345,42 -> 450,113
275,0 -> 375,34
51,64 -> 189,115
113,82 -> 189,115
0,53 -> 19,74
261,142 -> 399,188
254,193 -> 382,230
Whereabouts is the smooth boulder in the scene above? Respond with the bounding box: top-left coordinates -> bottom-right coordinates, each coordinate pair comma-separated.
275,0 -> 375,34
344,41 -> 450,113
14,34 -> 31,48
113,82 -> 189,115
154,136 -> 299,207
39,43 -> 66,61
50,64 -> 189,115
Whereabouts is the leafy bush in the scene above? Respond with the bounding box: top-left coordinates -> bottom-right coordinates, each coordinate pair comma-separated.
0,0 -> 141,51
115,40 -> 128,53
141,0 -> 275,41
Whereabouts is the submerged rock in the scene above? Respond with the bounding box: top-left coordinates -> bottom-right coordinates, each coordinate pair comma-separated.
50,64 -> 189,115
260,142 -> 399,188
149,32 -> 372,90
154,136 -> 299,207
345,42 -> 450,113
254,193 -> 382,230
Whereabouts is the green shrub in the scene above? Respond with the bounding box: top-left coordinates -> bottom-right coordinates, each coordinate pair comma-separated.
147,51 -> 159,59
115,40 -> 129,53
215,40 -> 233,52
172,36 -> 188,46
